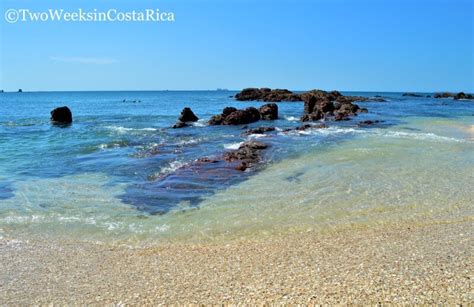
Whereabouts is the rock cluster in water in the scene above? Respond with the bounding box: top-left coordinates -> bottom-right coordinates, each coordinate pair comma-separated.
235,88 -> 301,102
208,103 -> 278,125
300,90 -> 368,122
235,88 -> 386,103
434,92 -> 474,100
50,106 -> 73,124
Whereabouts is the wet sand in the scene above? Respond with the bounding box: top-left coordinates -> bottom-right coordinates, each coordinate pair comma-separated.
1,220 -> 472,304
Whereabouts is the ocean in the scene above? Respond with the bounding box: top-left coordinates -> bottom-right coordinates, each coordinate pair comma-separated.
0,91 -> 473,244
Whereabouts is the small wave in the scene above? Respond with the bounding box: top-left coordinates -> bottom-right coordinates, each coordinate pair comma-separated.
161,160 -> 188,174
191,120 -> 207,127
279,126 -> 361,137
106,126 -> 157,133
278,126 -> 466,143
284,116 -> 299,121
175,138 -> 201,146
149,160 -> 188,180
98,141 -> 129,150
247,133 -> 268,139
224,142 -> 244,150
380,130 -> 465,143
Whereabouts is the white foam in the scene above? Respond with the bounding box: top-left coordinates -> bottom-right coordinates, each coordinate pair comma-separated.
154,160 -> 188,177
106,126 -> 157,133
284,116 -> 300,121
175,138 -> 200,146
380,130 -> 465,143
278,125 -> 466,143
191,120 -> 207,127
154,224 -> 170,232
247,133 -> 268,139
224,142 -> 243,150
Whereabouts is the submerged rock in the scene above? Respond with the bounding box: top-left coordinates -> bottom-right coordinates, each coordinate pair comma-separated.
402,93 -> 423,97
224,140 -> 268,171
358,120 -> 383,126
243,126 -> 276,135
50,106 -> 73,124
172,121 -> 189,128
282,123 -> 328,132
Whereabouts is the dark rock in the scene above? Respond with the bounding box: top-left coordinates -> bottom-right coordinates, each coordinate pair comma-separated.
358,120 -> 383,126
434,92 -> 474,100
339,103 -> 359,114
50,106 -> 73,124
208,115 -> 224,125
222,107 -> 238,117
454,92 -> 474,100
434,92 -> 455,98
234,87 -> 370,123
303,95 -> 317,114
223,107 -> 261,125
223,140 -> 268,171
235,88 -> 263,101
296,123 -> 328,131
259,103 -> 278,120
263,89 -> 301,102
209,107 -> 261,125
235,88 -> 302,102
243,127 -> 276,135
18,89 -> 22,93
402,93 -> 423,97
318,99 -> 335,113
172,121 -> 188,128
334,112 -> 350,121
282,123 -> 328,133
300,89 -> 365,122
178,107 -> 199,122
358,108 -> 369,113
235,162 -> 248,171
196,157 -> 219,163
301,110 -> 323,122
172,107 -> 199,128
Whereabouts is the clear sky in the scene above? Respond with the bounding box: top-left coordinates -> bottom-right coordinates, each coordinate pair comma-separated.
0,0 -> 473,92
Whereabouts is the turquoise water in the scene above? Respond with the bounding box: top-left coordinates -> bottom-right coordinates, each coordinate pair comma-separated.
0,91 -> 473,243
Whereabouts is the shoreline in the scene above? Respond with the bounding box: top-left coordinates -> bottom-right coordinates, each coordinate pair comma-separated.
1,219 -> 472,304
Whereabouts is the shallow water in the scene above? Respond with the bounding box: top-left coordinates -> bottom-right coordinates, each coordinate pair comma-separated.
0,91 -> 473,244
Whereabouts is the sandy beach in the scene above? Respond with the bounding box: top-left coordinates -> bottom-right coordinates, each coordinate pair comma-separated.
1,220 -> 472,304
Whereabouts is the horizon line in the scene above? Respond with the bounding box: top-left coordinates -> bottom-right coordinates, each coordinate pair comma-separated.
1,89 -> 472,94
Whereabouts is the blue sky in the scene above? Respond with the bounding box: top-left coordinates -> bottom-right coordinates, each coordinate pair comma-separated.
0,0 -> 472,92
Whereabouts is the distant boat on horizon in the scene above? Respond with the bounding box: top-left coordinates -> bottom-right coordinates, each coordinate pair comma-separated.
216,88 -> 229,91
